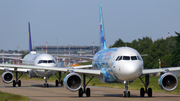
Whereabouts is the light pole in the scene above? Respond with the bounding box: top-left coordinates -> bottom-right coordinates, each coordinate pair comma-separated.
56,38 -> 58,55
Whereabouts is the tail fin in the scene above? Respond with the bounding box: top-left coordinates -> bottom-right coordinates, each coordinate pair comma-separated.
99,4 -> 107,50
28,22 -> 32,53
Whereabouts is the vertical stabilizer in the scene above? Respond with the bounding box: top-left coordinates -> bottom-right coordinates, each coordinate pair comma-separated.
99,4 -> 107,50
28,22 -> 32,53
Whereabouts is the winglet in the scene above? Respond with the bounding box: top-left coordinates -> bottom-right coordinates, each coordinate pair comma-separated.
28,22 -> 32,53
99,4 -> 107,50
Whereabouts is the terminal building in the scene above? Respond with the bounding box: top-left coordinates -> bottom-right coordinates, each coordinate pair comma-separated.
34,45 -> 100,66
34,45 -> 100,57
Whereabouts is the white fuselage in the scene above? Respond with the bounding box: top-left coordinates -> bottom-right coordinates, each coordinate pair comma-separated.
92,47 -> 143,83
22,52 -> 57,78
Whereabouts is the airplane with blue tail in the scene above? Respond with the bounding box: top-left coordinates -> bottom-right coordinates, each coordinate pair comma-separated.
0,4 -> 180,98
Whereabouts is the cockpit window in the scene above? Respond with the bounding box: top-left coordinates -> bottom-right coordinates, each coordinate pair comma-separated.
131,56 -> 137,60
48,60 -> 56,63
116,56 -> 122,61
137,56 -> 142,61
38,60 -> 56,64
116,56 -> 141,61
123,56 -> 130,60
43,60 -> 48,63
38,60 -> 43,64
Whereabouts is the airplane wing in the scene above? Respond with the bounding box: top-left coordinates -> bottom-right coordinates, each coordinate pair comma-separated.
0,64 -> 101,76
0,57 -> 23,61
142,67 -> 180,75
0,67 -> 29,72
54,55 -> 93,60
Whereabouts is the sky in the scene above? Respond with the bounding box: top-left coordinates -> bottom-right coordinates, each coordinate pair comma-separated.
0,0 -> 180,50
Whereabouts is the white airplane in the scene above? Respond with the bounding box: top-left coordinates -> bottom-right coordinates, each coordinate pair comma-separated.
0,22 -> 63,87
0,4 -> 180,98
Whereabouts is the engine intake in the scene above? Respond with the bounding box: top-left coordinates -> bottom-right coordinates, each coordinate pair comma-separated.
64,73 -> 82,92
2,71 -> 14,84
158,72 -> 178,92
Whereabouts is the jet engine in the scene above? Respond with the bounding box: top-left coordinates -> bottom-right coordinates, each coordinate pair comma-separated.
64,72 -> 82,92
158,72 -> 178,92
2,71 -> 14,84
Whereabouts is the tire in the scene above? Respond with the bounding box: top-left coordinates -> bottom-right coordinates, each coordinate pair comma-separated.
78,88 -> 83,97
13,80 -> 16,87
128,91 -> 130,97
148,88 -> 152,97
86,88 -> 91,97
140,88 -> 145,97
123,91 -> 126,97
18,80 -> 21,87
55,80 -> 58,87
43,83 -> 46,88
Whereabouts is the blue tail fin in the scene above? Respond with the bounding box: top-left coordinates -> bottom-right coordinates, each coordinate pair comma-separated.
99,4 -> 107,50
28,22 -> 32,53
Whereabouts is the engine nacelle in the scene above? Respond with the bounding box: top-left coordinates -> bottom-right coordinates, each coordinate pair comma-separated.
64,73 -> 82,92
1,71 -> 14,84
158,72 -> 178,92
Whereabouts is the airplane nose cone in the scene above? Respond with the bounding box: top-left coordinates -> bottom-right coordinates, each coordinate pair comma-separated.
122,62 -> 142,81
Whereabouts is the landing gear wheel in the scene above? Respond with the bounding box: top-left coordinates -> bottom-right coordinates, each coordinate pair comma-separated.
18,80 -> 21,87
55,80 -> 58,87
140,88 -> 145,97
44,83 -> 49,88
148,88 -> 152,97
128,91 -> 130,97
78,88 -> 83,97
123,91 -> 126,97
86,88 -> 90,97
13,80 -> 16,87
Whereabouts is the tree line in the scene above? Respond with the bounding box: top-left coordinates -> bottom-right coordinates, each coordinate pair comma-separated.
110,32 -> 180,69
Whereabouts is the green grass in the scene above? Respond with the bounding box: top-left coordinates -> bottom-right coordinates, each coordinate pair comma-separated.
0,91 -> 29,101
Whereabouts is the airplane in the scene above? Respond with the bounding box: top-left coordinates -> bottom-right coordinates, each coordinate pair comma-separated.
0,22 -> 63,87
0,4 -> 180,98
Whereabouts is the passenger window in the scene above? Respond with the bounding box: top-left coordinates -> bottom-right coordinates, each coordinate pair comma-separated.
131,56 -> 137,60
123,56 -> 130,60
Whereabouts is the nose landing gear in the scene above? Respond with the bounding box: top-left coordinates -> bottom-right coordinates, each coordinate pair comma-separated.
123,81 -> 130,97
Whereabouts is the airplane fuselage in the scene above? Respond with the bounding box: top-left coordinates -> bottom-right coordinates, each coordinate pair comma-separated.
92,47 -> 143,83
22,52 -> 57,78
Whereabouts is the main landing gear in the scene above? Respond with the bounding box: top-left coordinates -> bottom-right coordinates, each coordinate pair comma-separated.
13,72 -> 23,87
55,72 -> 63,87
78,74 -> 94,97
139,74 -> 152,97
